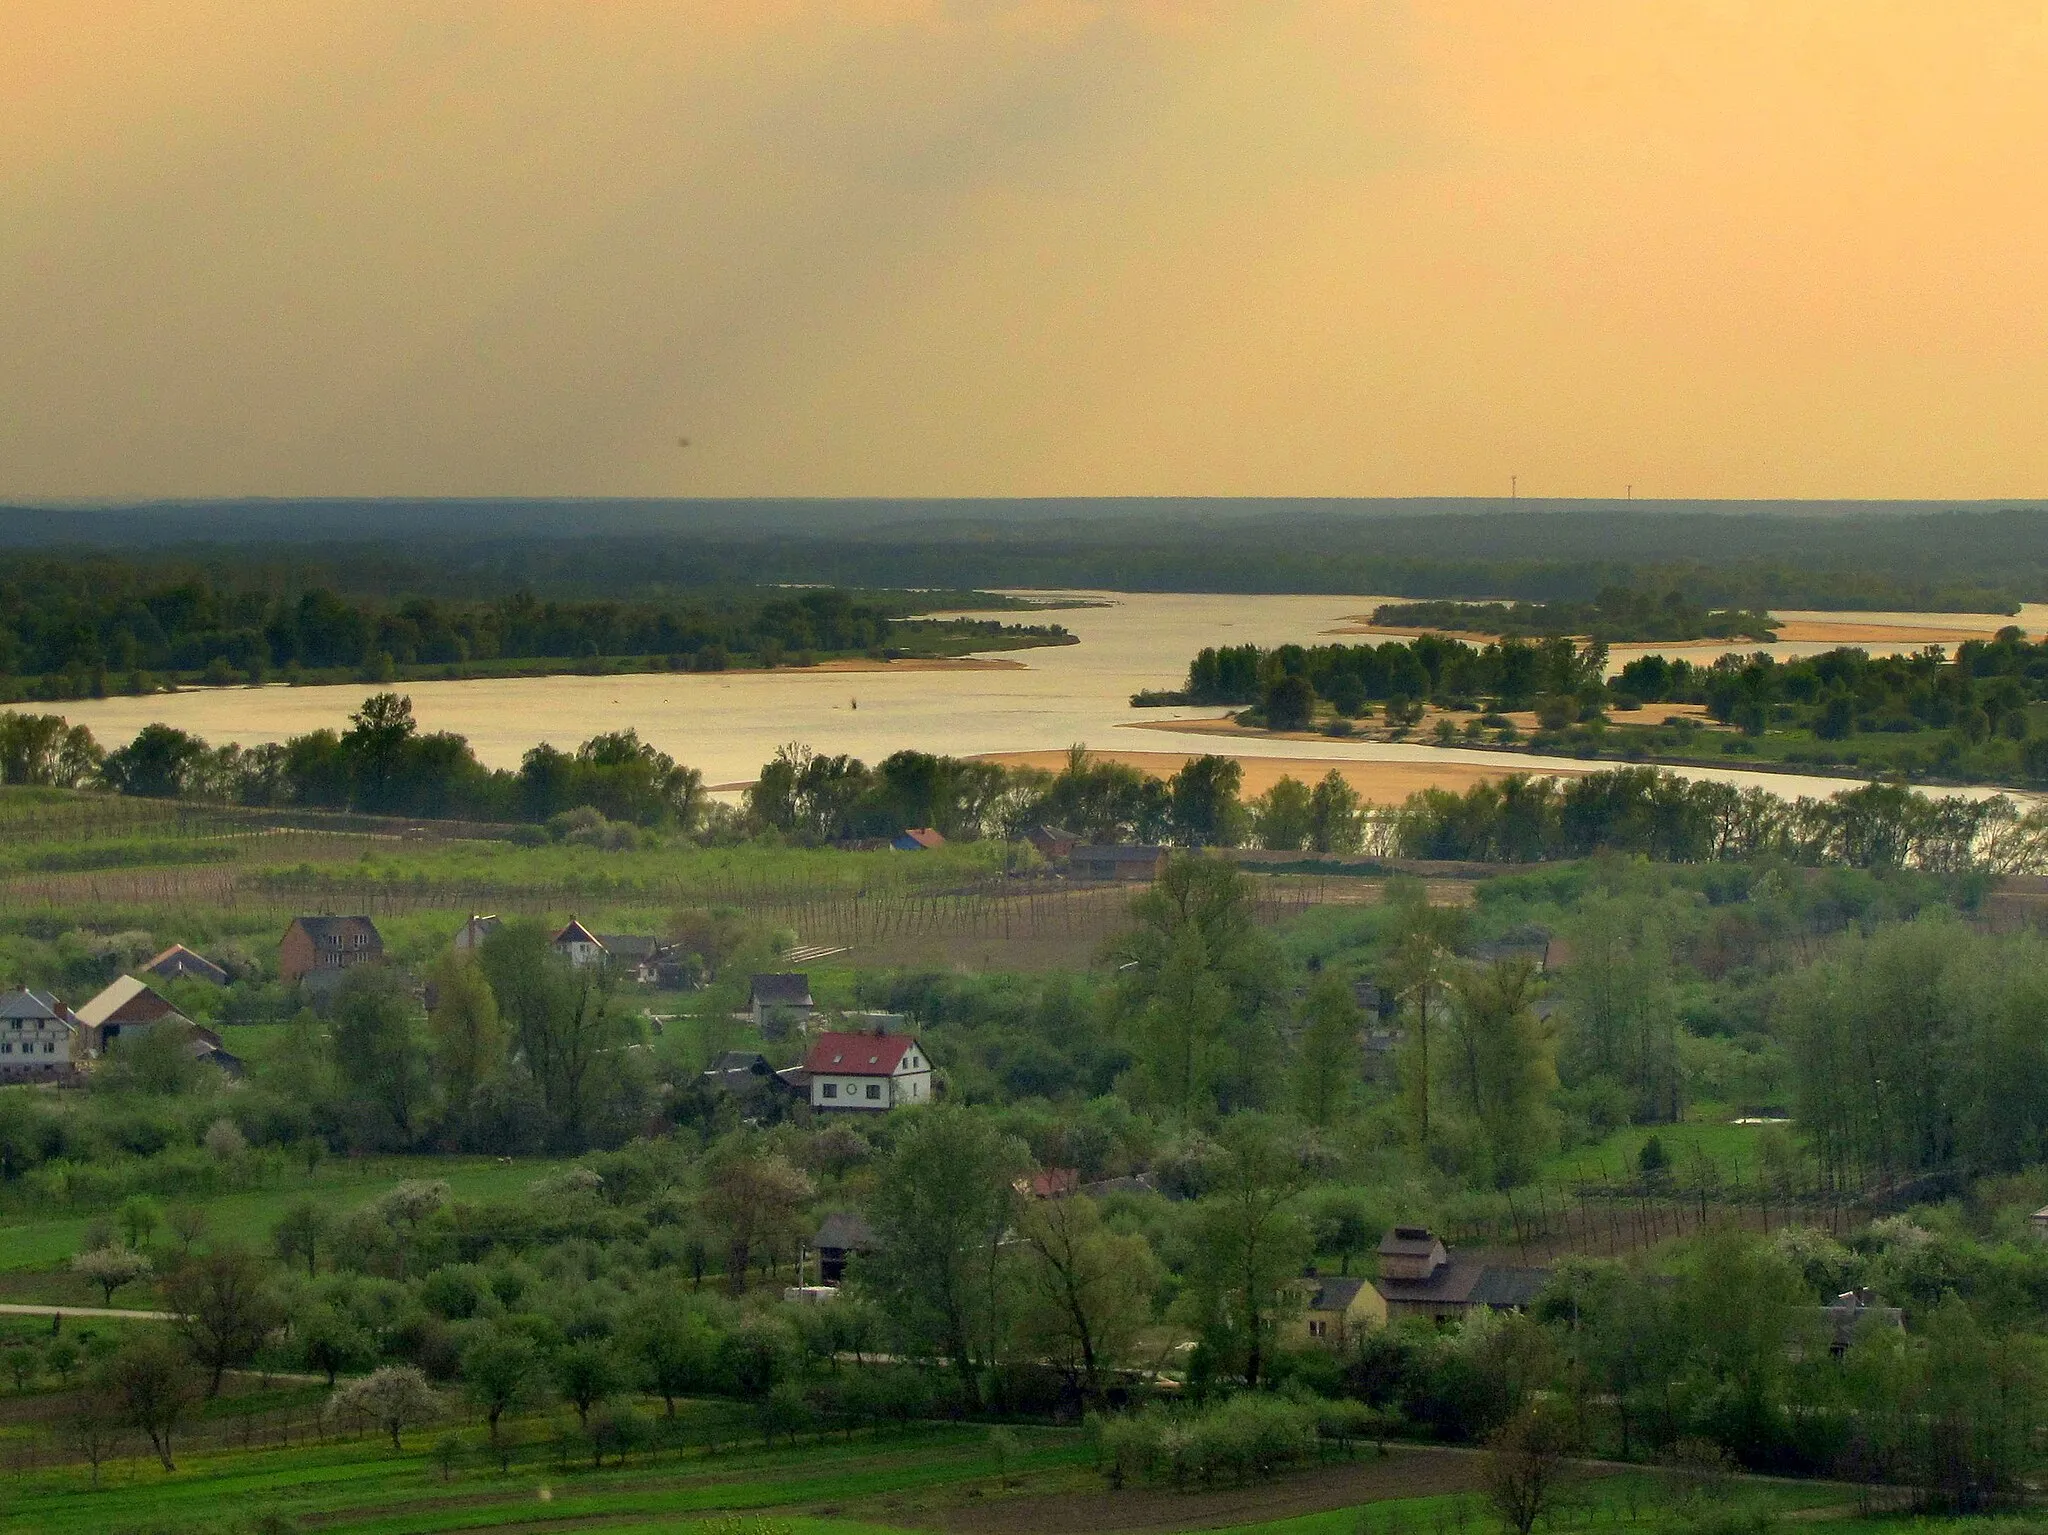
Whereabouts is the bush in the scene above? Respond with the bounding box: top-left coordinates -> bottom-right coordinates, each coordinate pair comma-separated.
1092,1396 -> 1318,1489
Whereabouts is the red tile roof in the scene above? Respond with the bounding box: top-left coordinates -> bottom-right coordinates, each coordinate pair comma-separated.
803,1032 -> 918,1076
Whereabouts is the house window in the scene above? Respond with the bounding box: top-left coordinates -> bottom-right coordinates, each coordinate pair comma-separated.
1308,1319 -> 1327,1337
822,1083 -> 838,1099
42,1043 -> 54,1055
0,1043 -> 11,1055
866,1083 -> 881,1100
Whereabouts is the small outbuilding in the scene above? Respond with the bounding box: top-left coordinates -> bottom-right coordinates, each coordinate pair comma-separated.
813,1211 -> 877,1285
1069,845 -> 1170,882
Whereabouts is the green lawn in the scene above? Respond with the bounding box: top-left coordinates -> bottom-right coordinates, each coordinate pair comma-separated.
1540,1110 -> 1783,1187
0,1155 -> 577,1277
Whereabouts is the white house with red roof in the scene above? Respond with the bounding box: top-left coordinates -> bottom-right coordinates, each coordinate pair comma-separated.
801,1029 -> 932,1112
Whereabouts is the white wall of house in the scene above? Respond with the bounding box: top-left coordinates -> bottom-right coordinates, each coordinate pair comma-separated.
811,1065 -> 933,1110
0,1016 -> 73,1072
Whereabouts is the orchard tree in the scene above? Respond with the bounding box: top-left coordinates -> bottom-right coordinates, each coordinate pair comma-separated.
329,1365 -> 441,1451
461,1330 -> 547,1465
72,1246 -> 151,1306
105,1334 -> 196,1471
165,1246 -> 284,1396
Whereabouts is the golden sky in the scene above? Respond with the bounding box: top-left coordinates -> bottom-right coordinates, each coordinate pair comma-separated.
5,2 -> 2047,500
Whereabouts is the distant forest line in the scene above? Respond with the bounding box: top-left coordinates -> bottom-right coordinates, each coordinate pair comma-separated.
4,498 -> 2048,609
0,564 -> 1068,701
1370,589 -> 1780,643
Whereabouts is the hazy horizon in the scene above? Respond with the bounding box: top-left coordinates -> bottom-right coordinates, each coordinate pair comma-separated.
8,4 -> 2047,502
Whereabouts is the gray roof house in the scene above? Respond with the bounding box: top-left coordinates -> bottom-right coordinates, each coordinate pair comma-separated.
748,974 -> 815,1028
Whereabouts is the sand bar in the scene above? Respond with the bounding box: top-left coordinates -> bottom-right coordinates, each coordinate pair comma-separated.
968,749 -> 1587,804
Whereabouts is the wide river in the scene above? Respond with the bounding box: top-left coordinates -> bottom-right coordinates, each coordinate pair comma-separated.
46,593 -> 2048,803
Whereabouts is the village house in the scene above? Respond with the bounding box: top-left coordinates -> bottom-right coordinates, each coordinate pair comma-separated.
551,919 -> 607,968
0,990 -> 80,1081
595,933 -> 669,985
74,974 -> 192,1054
1023,825 -> 1080,862
451,914 -> 502,952
891,827 -> 946,851
1290,1274 -> 1387,1349
279,915 -> 384,987
1371,1226 -> 1550,1327
143,944 -> 229,986
748,974 -> 816,1030
1069,844 -> 1170,882
801,1028 -> 932,1112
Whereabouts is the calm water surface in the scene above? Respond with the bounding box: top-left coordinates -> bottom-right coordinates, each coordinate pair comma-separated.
48,593 -> 2047,801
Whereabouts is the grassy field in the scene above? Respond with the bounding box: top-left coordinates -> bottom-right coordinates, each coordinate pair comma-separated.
0,1156 -> 576,1299
0,1406 -> 1885,1535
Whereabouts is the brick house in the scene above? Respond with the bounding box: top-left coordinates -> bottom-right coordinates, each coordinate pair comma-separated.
279,916 -> 384,986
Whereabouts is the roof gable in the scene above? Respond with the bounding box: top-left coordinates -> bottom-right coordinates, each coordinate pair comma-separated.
77,975 -> 183,1028
553,919 -> 604,949
144,944 -> 228,982
750,973 -> 814,1006
289,916 -> 381,944
0,990 -> 59,1023
1307,1276 -> 1369,1312
803,1031 -> 917,1075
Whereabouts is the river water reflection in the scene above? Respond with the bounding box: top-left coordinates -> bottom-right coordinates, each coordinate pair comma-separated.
48,592 -> 2046,803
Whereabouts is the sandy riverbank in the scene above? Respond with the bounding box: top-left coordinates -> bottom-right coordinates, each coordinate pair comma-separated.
968,749 -> 1587,804
1322,614 -> 2033,650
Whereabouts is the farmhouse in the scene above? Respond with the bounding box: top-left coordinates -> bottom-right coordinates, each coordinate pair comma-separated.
279,916 -> 384,986
801,1029 -> 932,1112
1373,1226 -> 1550,1325
0,990 -> 80,1081
748,974 -> 816,1030
892,827 -> 946,851
143,944 -> 228,986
